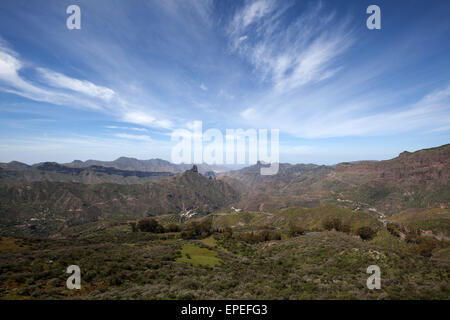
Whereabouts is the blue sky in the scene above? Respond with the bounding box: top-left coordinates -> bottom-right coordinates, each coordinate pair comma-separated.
0,0 -> 449,165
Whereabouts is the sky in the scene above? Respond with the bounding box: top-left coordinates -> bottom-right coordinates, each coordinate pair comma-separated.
0,0 -> 449,165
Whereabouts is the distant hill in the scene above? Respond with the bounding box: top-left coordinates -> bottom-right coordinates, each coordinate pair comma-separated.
0,166 -> 239,237
0,161 -> 31,171
220,144 -> 450,214
0,162 -> 174,185
63,157 -> 229,174
0,158 -> 229,185
1,144 -> 448,237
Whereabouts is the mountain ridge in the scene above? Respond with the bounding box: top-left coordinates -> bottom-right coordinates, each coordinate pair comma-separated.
219,144 -> 450,214
0,166 -> 239,237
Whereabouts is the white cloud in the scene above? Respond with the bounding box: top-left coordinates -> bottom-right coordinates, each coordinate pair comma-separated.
0,45 -> 106,110
230,1 -> 450,140
0,47 -> 21,76
38,68 -> 115,100
0,47 -> 55,101
241,85 -> 450,138
200,83 -> 208,91
122,111 -> 173,129
105,125 -> 148,132
238,35 -> 248,43
228,1 -> 352,93
114,133 -> 152,142
0,39 -> 174,131
122,112 -> 155,125
230,0 -> 276,34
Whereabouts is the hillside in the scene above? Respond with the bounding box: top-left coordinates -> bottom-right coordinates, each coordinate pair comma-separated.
0,162 -> 174,185
0,167 -> 239,237
1,217 -> 448,300
209,205 -> 381,234
388,208 -> 450,239
220,144 -> 450,214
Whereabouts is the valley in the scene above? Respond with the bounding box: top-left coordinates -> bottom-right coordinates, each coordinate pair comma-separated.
0,144 -> 449,300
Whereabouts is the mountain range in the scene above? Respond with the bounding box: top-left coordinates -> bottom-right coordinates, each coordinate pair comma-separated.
0,166 -> 238,237
63,157 -> 229,173
221,144 -> 449,214
0,143 -> 448,237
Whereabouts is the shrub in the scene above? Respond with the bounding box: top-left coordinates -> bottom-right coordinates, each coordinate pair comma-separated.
356,226 -> 377,240
406,235 -> 441,257
181,219 -> 213,239
136,218 -> 164,233
386,223 -> 401,237
220,226 -> 233,239
338,222 -> 351,234
322,217 -> 351,233
166,223 -> 181,233
322,218 -> 335,231
128,221 -> 137,232
288,224 -> 305,237
236,230 -> 281,243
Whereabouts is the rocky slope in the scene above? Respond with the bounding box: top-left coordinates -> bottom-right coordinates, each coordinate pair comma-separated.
0,162 -> 174,185
220,144 -> 450,214
0,167 -> 239,237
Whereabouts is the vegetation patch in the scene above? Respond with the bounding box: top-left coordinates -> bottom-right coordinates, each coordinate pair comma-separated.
199,237 -> 217,247
0,237 -> 28,251
176,244 -> 221,266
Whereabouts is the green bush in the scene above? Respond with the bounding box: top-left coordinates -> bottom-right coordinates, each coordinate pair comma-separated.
356,226 -> 377,240
219,226 -> 233,239
236,230 -> 281,243
322,217 -> 350,233
181,220 -> 213,239
166,223 -> 181,233
288,224 -> 305,237
386,223 -> 401,237
136,218 -> 165,233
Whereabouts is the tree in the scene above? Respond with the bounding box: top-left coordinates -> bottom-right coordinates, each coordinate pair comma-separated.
356,226 -> 377,240
166,223 -> 181,232
220,226 -> 233,239
338,222 -> 351,234
322,217 -> 342,231
386,222 -> 401,237
288,224 -> 305,237
128,221 -> 137,232
137,218 -> 160,232
181,219 -> 213,239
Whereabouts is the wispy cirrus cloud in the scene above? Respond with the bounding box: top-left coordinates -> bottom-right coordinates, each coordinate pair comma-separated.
232,0 -> 450,141
105,125 -> 148,132
114,133 -> 152,142
122,111 -> 173,129
229,0 -> 277,36
0,0 -> 449,165
0,39 -> 173,130
228,0 -> 353,93
37,68 -> 115,101
0,44 -> 67,104
241,84 -> 450,138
